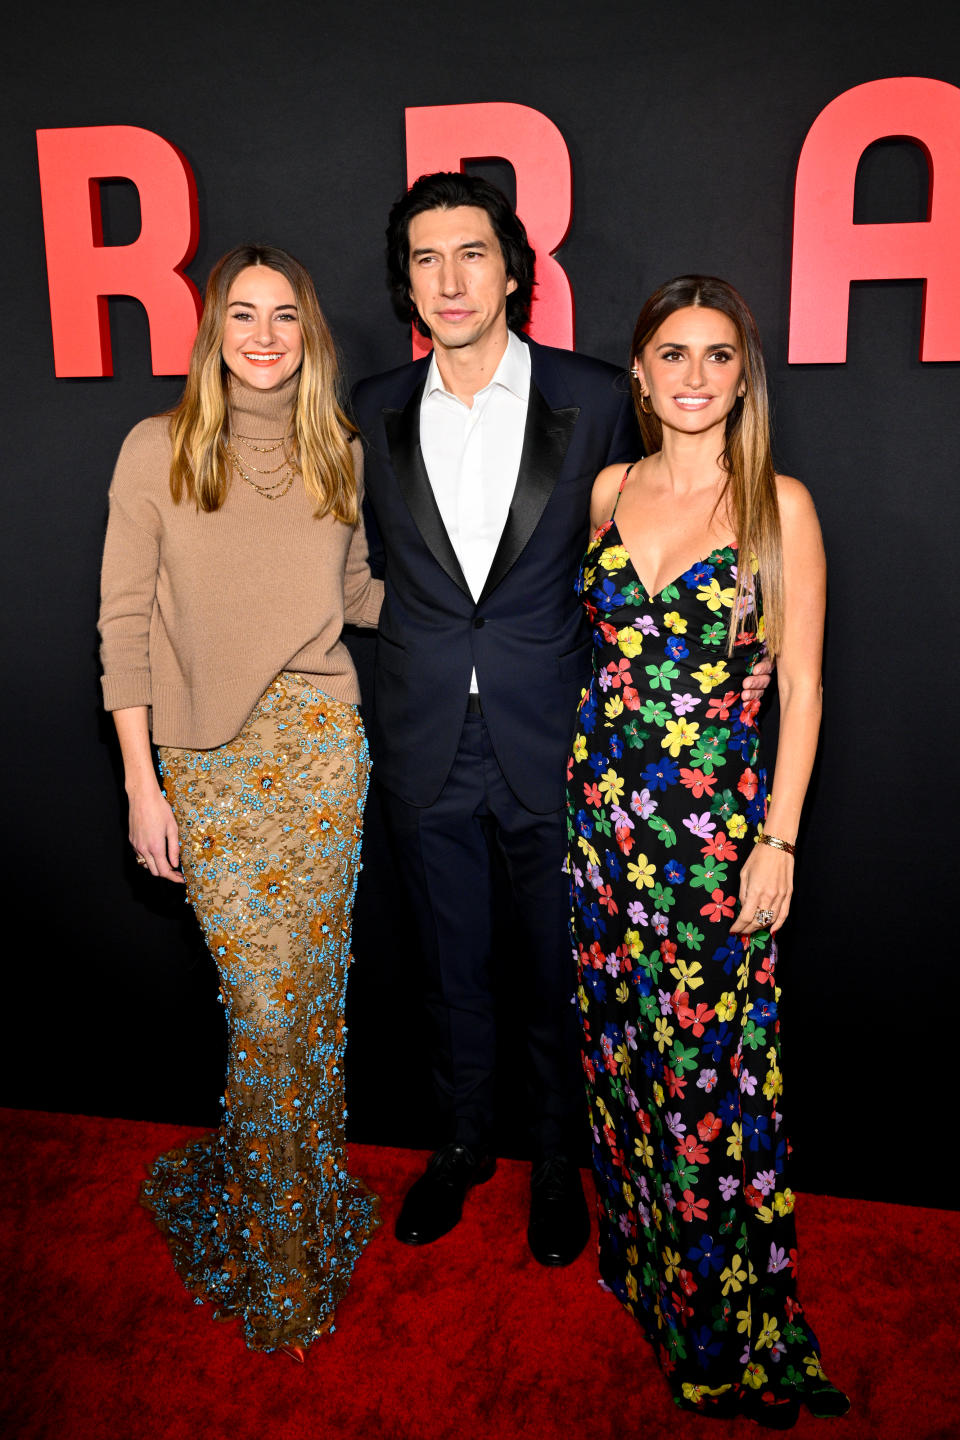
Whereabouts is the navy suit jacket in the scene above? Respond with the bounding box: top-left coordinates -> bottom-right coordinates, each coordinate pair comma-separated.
352,336 -> 639,813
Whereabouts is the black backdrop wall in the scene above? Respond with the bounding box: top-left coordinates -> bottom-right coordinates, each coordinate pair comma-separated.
4,0 -> 958,1209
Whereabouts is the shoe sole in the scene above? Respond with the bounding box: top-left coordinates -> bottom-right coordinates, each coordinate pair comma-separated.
526,1228 -> 590,1267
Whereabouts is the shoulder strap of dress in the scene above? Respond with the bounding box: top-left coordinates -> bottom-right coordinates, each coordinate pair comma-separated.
610,464 -> 633,520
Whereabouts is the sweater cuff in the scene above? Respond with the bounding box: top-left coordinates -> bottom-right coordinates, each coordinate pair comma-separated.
347,578 -> 384,629
101,669 -> 153,712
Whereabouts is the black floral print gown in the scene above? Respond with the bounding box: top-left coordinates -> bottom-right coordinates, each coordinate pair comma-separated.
567,479 -> 846,1421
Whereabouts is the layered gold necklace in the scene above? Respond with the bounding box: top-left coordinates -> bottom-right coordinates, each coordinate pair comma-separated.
228,431 -> 299,500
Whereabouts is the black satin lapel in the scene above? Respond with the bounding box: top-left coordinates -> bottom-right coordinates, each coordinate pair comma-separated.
383,387 -> 471,599
478,383 -> 579,605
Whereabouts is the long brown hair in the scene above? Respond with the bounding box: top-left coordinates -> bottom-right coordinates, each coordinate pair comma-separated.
168,244 -> 359,523
630,276 -> 783,655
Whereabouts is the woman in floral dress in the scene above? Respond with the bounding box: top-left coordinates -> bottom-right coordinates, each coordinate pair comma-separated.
568,276 -> 847,1426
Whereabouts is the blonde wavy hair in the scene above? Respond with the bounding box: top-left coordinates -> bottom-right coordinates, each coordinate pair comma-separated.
630,276 -> 784,656
168,244 -> 359,523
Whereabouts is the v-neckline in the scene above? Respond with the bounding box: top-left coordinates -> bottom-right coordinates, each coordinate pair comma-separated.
599,515 -> 738,601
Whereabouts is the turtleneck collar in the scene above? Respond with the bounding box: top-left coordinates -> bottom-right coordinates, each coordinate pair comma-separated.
226,371 -> 299,440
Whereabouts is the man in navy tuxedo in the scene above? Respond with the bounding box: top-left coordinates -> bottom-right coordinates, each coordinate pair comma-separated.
352,172 -> 638,1265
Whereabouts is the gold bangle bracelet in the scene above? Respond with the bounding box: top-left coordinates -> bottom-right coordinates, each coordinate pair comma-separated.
758,833 -> 796,856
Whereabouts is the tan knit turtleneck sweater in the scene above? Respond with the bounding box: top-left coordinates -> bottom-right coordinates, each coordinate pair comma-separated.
99,374 -> 383,749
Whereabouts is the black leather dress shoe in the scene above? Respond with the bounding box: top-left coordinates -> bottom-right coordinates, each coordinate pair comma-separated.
527,1156 -> 590,1267
394,1143 -> 496,1246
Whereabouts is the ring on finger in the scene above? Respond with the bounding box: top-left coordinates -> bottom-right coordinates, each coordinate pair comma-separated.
753,907 -> 775,927
136,854 -> 149,868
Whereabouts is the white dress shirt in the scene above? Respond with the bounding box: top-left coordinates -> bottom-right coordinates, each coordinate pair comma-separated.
420,331 -> 531,695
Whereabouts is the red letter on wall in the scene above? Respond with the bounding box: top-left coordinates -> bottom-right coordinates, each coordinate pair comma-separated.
789,77 -> 960,363
404,102 -> 573,359
36,125 -> 201,377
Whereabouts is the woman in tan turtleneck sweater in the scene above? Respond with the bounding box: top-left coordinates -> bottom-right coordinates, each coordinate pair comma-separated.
99,245 -> 383,1362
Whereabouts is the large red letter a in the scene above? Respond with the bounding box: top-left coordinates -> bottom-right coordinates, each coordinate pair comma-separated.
405,103 -> 573,359
36,125 -> 201,377
789,78 -> 960,363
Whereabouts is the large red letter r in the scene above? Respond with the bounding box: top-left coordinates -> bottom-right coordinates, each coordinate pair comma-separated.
36,125 -> 201,377
404,102 -> 574,359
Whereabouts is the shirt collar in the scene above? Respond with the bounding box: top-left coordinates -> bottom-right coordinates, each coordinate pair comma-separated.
423,329 -> 531,403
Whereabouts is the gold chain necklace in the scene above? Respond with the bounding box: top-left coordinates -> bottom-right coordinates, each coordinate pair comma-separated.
228,445 -> 299,500
231,448 -> 290,475
231,432 -> 290,453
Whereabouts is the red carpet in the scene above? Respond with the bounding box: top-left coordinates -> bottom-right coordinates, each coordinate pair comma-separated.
1,1109 -> 957,1440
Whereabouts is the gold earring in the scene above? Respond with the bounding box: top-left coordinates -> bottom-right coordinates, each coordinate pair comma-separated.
631,366 -> 653,414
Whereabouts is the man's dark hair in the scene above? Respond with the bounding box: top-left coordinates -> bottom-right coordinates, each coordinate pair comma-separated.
386,171 -> 536,337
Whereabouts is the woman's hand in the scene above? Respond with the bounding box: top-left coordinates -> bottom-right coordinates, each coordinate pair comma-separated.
731,476 -> 825,939
112,705 -> 184,884
128,782 -> 184,883
730,841 -> 792,936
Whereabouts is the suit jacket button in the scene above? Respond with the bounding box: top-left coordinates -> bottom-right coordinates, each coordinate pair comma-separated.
474,617 -> 485,628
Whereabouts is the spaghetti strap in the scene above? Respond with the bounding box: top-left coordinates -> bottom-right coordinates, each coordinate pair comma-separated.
610,464 -> 633,520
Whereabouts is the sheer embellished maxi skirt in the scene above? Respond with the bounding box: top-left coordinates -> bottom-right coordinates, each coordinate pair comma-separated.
143,673 -> 379,1353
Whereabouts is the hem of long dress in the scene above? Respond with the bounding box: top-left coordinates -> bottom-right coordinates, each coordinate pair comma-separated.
139,1140 -> 381,1354
598,1259 -> 849,1423
673,1382 -> 851,1424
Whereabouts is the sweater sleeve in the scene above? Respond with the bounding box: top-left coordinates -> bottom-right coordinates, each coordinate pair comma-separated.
342,441 -> 384,628
98,423 -> 164,712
